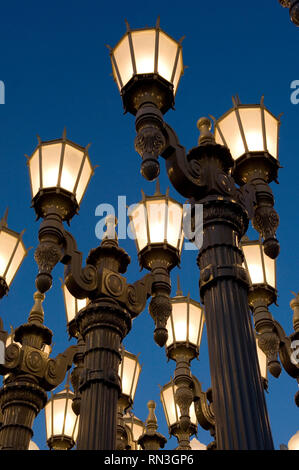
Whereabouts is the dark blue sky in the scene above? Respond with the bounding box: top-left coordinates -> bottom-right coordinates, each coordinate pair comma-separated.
0,0 -> 299,450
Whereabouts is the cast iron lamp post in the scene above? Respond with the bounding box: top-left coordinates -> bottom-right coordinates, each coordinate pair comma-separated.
0,289 -> 78,450
109,20 -> 283,450
20,130 -> 184,450
279,0 -> 299,26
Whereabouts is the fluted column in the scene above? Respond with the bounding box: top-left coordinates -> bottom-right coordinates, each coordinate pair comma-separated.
76,299 -> 131,450
197,197 -> 274,450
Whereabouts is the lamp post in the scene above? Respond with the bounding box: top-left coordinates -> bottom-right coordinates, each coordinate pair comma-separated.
163,278 -> 204,449
20,128 -> 185,450
109,20 -> 280,450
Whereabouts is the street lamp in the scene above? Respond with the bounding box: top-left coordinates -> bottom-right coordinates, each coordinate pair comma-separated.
129,181 -> 184,346
45,384 -> 79,450
109,17 -> 184,116
123,412 -> 145,450
27,130 -> 94,222
241,236 -> 281,378
116,348 -> 142,450
160,379 -> 198,448
110,20 -> 280,450
0,210 -> 27,299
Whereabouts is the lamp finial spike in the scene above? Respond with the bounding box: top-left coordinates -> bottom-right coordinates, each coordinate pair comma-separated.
176,274 -> 183,296
156,16 -> 160,28
154,178 -> 162,196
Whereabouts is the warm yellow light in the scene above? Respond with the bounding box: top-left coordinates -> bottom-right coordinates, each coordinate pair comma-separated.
0,220 -> 27,288
166,296 -> 205,350
215,100 -> 280,161
27,137 -> 93,206
110,25 -> 183,95
119,350 -> 141,404
288,431 -> 299,450
123,412 -> 145,450
256,337 -> 267,380
45,387 -> 79,449
62,283 -> 87,325
242,240 -> 276,289
129,189 -> 184,255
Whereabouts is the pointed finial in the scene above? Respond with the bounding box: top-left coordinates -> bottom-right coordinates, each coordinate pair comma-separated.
124,18 -> 130,31
176,275 -> 183,296
28,291 -> 45,324
155,16 -> 160,28
0,208 -> 9,229
197,117 -> 215,145
146,400 -> 158,433
154,178 -> 162,196
62,127 -> 67,140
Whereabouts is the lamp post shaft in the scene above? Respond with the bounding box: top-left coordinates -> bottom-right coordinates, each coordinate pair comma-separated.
76,299 -> 131,450
197,198 -> 274,450
0,377 -> 47,450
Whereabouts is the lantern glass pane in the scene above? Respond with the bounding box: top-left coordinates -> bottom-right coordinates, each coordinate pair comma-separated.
61,144 -> 84,194
45,400 -> 52,440
172,301 -> 188,343
29,149 -> 40,198
129,203 -> 148,252
146,199 -> 166,244
263,250 -> 276,289
216,110 -> 245,160
189,402 -> 197,427
131,419 -> 144,442
113,35 -> 133,88
0,230 -> 19,280
189,302 -> 204,347
42,143 -> 62,189
76,156 -> 93,204
161,384 -> 177,426
264,109 -> 279,159
120,355 -> 138,399
131,30 -> 156,75
52,392 -> 67,436
172,48 -> 183,94
158,31 -> 178,82
63,285 -> 76,323
167,200 -> 183,249
63,397 -> 77,438
256,338 -> 267,380
5,239 -> 26,286
242,243 -> 264,285
239,107 -> 264,152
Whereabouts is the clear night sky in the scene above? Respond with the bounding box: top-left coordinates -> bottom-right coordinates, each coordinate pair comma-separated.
0,0 -> 299,450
